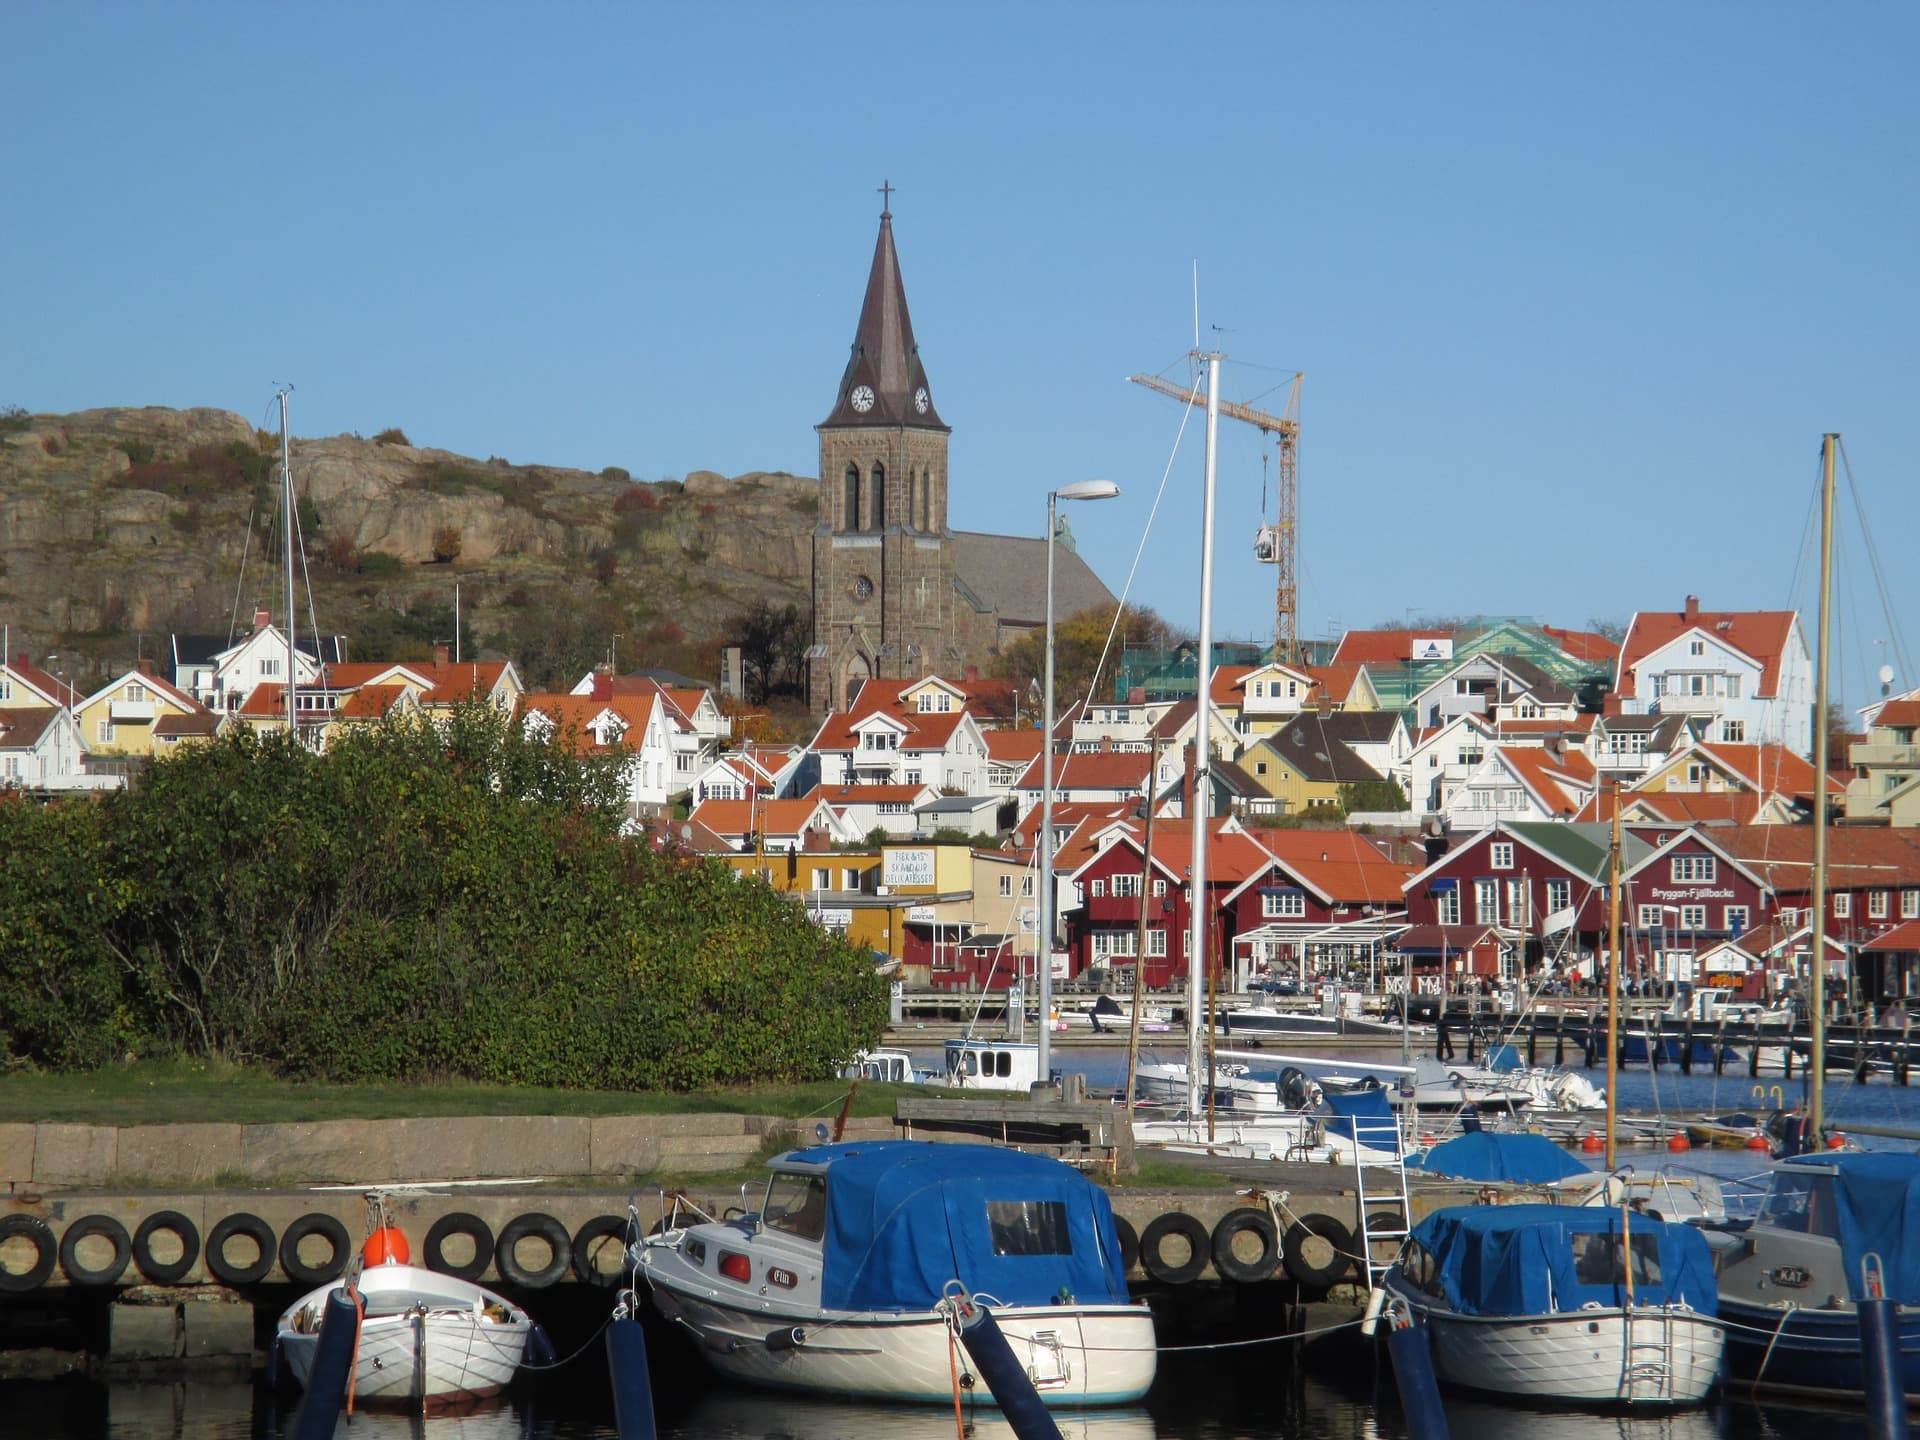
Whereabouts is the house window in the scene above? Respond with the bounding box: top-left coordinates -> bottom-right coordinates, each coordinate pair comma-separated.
904,769 -> 922,784
1870,890 -> 1890,919
1638,904 -> 1662,929
1147,929 -> 1168,957
1262,890 -> 1306,919
1834,892 -> 1851,918
1685,763 -> 1708,786
1151,878 -> 1167,897
0,679 -> 8,700
1436,887 -> 1460,925
1725,905 -> 1750,934
1112,873 -> 1140,898
843,464 -> 859,527
1489,842 -> 1514,870
1904,889 -> 1920,920
261,656 -> 280,677
842,868 -> 861,890
998,875 -> 1012,897
1090,879 -> 1106,898
1672,855 -> 1716,883
1720,719 -> 1746,743
1255,761 -> 1267,776
2,757 -> 17,779
1021,876 -> 1034,897
127,683 -> 146,702
1689,640 -> 1705,656
96,720 -> 114,743
1545,878 -> 1571,913
1474,879 -> 1498,924
1506,880 -> 1530,928
1680,905 -> 1707,931
811,868 -> 832,891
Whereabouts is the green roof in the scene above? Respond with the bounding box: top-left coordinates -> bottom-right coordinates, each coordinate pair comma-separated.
1505,821 -> 1654,881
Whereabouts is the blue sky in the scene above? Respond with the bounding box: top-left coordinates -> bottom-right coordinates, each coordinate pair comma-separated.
6,4 -> 1915,703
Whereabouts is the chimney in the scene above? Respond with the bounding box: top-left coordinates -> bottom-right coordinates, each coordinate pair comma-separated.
14,651 -> 27,668
592,668 -> 612,701
136,657 -> 154,677
253,608 -> 271,632
1683,594 -> 1700,621
964,665 -> 979,682
1316,691 -> 1334,717
1128,686 -> 1145,705
1101,735 -> 1113,752
433,641 -> 450,667
1602,692 -> 1623,717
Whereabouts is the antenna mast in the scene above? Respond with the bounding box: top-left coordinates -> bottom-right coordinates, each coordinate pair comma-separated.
277,388 -> 297,735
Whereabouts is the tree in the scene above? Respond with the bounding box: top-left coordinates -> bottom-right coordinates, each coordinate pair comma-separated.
992,604 -> 1181,709
431,526 -> 463,564
1338,778 -> 1410,814
726,600 -> 808,703
1585,617 -> 1628,642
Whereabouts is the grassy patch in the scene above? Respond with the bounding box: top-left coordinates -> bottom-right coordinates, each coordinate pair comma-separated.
0,1057 -> 928,1128
1103,1155 -> 1225,1190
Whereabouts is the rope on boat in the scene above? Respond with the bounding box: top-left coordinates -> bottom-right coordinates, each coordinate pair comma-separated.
1750,1302 -> 1797,1391
517,1311 -> 616,1372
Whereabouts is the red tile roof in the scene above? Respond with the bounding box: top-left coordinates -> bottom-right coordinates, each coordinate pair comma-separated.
803,783 -> 934,806
1304,662 -> 1370,704
1253,828 -> 1416,904
985,729 -> 1045,764
1540,625 -> 1620,664
235,683 -> 333,721
1013,750 -> 1154,793
1209,665 -> 1255,703
1498,745 -> 1597,816
1708,826 -> 1920,892
687,797 -> 831,839
0,707 -> 58,748
337,683 -> 410,719
3,656 -> 72,706
1865,921 -> 1920,953
519,693 -> 659,754
1010,801 -> 1136,850
1615,605 -> 1798,698
1332,629 -> 1452,665
1578,790 -> 1773,825
1874,700 -> 1920,730
1689,742 -> 1839,799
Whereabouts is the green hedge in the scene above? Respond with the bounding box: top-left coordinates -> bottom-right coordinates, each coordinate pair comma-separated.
0,708 -> 887,1088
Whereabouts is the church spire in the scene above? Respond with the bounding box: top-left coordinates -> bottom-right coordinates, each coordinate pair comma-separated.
820,192 -> 946,431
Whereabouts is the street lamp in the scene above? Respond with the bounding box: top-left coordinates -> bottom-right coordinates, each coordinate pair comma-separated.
1038,478 -> 1122,1087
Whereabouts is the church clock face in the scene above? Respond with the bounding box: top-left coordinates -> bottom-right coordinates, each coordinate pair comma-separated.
852,574 -> 875,601
914,387 -> 929,414
850,385 -> 875,413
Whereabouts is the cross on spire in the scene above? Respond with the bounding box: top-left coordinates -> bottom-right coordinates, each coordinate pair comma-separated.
877,179 -> 894,217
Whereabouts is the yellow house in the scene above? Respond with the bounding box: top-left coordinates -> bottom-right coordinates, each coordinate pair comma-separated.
720,840 -> 977,983
74,664 -> 217,759
1236,725 -> 1375,816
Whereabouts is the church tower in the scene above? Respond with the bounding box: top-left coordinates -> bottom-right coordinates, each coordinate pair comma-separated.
808,196 -> 956,713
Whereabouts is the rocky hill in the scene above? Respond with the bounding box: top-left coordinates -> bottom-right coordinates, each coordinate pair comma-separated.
0,406 -> 817,690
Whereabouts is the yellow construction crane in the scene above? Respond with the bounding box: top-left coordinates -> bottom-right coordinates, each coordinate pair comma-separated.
1128,370 -> 1303,664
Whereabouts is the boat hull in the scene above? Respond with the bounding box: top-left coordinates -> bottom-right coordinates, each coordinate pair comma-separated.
1720,1296 -> 1920,1403
644,1281 -> 1156,1406
1385,1283 -> 1723,1407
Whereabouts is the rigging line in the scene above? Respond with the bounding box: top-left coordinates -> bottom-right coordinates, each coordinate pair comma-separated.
288,447 -> 325,679
1078,374 -> 1202,713
226,501 -> 257,650
1838,436 -> 1914,687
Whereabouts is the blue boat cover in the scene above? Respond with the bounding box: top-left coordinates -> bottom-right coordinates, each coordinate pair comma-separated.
1322,1087 -> 1400,1155
1408,1133 -> 1590,1184
1483,1044 -> 1523,1075
790,1141 -> 1131,1313
1813,1152 -> 1920,1303
1405,1204 -> 1718,1318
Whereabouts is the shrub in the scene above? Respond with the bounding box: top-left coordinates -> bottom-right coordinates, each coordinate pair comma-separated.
120,440 -> 157,466
0,406 -> 30,436
613,486 -> 657,514
432,526 -> 463,564
591,550 -> 619,586
323,534 -> 359,570
373,427 -> 411,446
359,550 -> 405,577
169,501 -> 204,534
118,441 -> 274,497
600,466 -> 631,484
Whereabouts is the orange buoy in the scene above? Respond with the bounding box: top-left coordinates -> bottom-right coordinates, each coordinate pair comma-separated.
1581,1133 -> 1604,1153
1828,1133 -> 1847,1149
1667,1133 -> 1691,1152
1746,1134 -> 1771,1151
363,1225 -> 411,1266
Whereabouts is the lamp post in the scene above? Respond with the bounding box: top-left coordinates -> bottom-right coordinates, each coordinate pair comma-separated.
1038,478 -> 1122,1088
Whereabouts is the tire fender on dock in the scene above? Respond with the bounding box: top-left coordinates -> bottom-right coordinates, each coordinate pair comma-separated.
0,1216 -> 58,1292
1281,1213 -> 1353,1288
1139,1211 -> 1210,1285
423,1211 -> 495,1282
1210,1208 -> 1281,1284
132,1210 -> 201,1285
495,1212 -> 571,1288
278,1213 -> 349,1287
57,1215 -> 131,1287
205,1212 -> 277,1287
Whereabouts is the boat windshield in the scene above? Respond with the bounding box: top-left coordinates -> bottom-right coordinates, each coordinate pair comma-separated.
986,1200 -> 1072,1256
1758,1169 -> 1841,1239
948,1047 -> 1015,1080
1569,1230 -> 1663,1287
763,1173 -> 827,1242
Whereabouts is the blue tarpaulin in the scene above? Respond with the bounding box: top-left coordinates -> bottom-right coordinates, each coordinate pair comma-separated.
1819,1152 -> 1920,1303
1405,1204 -> 1718,1318
1322,1086 -> 1401,1155
1408,1132 -> 1590,1184
795,1141 -> 1132,1313
1483,1044 -> 1522,1074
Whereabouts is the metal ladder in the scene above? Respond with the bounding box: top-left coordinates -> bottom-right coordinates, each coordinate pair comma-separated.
1621,1304 -> 1676,1402
1346,1103 -> 1414,1290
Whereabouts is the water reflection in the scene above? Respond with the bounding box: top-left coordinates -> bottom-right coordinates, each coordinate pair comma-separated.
676,1392 -> 1154,1440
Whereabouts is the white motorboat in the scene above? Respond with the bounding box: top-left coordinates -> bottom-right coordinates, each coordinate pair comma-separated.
1131,1056 -> 1304,1112
1381,1204 -> 1724,1407
942,1038 -> 1049,1091
840,1047 -> 934,1084
1054,995 -> 1172,1034
632,1140 -> 1156,1406
276,1261 -> 533,1411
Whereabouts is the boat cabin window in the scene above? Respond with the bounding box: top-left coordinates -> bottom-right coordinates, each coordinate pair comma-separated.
1401,1240 -> 1441,1296
1758,1171 -> 1840,1239
1570,1231 -> 1662,1287
987,1200 -> 1072,1256
949,1048 -> 1014,1079
763,1173 -> 828,1242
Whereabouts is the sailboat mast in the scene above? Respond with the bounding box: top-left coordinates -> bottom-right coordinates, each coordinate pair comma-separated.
1186,351 -> 1222,1113
1809,433 -> 1838,1139
1606,785 -> 1623,1171
278,390 -> 297,735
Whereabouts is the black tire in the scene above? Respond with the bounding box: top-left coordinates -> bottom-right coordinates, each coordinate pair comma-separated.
1111,1215 -> 1140,1275
495,1213 -> 571,1288
1210,1207 -> 1280,1284
571,1214 -> 630,1287
1138,1211 -> 1210,1285
0,1215 -> 58,1292
277,1213 -> 349,1288
1281,1213 -> 1353,1288
132,1210 -> 201,1285
205,1212 -> 276,1287
58,1215 -> 131,1287
424,1212 -> 495,1282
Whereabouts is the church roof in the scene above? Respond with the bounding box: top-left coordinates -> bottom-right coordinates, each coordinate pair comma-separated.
950,531 -> 1118,628
819,206 -> 946,432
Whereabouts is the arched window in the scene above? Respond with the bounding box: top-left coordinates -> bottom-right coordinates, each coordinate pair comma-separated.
907,470 -> 921,531
870,463 -> 886,530
921,468 -> 934,530
843,465 -> 859,531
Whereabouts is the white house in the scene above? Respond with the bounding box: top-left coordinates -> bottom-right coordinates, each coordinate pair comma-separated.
520,691 -> 680,814
805,782 -> 941,838
1410,653 -> 1579,731
1615,597 -> 1812,755
1441,743 -> 1597,825
180,611 -> 345,714
1394,714 -> 1496,818
0,706 -> 99,790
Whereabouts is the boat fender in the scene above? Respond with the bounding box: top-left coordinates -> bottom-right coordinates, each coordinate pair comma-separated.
131,1210 -> 201,1285
1210,1207 -> 1280,1284
423,1212 -> 496,1282
1111,1215 -> 1139,1275
278,1213 -> 350,1288
57,1214 -> 131,1287
265,1332 -> 281,1391
764,1326 -> 807,1352
527,1323 -> 558,1366
1359,1281 -> 1390,1338
1139,1212 -> 1211,1285
954,1299 -> 1067,1440
0,1216 -> 58,1293
1281,1213 -> 1353,1289
606,1313 -> 659,1440
204,1212 -> 276,1287
496,1212 -> 572,1288
572,1214 -> 632,1287
292,1287 -> 362,1440
1385,1310 -> 1450,1440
